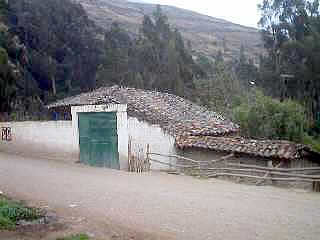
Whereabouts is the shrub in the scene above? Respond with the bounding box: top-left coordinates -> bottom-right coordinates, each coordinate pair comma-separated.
302,135 -> 320,153
232,90 -> 308,142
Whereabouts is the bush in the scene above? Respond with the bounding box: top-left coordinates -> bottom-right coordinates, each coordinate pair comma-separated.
232,90 -> 308,142
302,135 -> 320,153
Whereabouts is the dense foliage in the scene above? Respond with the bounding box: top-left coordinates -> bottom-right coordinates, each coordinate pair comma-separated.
1,1 -> 205,115
233,91 -> 308,142
0,0 -> 103,116
97,6 -> 204,98
258,0 -> 320,124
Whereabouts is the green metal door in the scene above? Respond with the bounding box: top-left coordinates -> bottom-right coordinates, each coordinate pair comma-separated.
78,112 -> 119,169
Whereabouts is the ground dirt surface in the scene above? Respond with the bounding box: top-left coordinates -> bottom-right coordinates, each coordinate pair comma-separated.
0,152 -> 320,240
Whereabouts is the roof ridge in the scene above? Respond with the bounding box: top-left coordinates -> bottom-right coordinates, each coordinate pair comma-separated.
47,86 -> 239,137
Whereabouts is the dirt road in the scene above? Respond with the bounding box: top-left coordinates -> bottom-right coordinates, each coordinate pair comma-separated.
0,152 -> 320,240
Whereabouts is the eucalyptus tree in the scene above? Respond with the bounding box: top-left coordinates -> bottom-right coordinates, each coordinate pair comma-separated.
258,0 -> 320,120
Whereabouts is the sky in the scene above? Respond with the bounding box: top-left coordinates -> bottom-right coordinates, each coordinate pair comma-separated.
137,0 -> 263,28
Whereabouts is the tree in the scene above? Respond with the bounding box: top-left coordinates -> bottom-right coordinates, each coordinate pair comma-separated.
98,5 -> 203,98
0,47 -> 17,112
258,0 -> 320,121
97,22 -> 132,87
235,45 -> 259,88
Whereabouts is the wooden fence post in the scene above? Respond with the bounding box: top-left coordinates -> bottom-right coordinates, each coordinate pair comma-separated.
146,144 -> 151,171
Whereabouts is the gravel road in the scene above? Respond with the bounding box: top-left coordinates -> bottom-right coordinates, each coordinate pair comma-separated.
0,152 -> 320,240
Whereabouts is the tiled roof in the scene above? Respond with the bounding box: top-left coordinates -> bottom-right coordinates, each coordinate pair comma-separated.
175,135 -> 319,160
47,86 -> 239,137
47,91 -> 120,107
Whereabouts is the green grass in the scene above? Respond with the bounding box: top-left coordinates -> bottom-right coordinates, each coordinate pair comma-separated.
0,215 -> 15,230
302,135 -> 320,153
56,233 -> 90,240
0,197 -> 41,230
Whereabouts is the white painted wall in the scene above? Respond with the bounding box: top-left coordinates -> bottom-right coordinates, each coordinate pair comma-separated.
128,117 -> 176,170
0,121 -> 77,161
0,105 -> 175,170
71,104 -> 128,170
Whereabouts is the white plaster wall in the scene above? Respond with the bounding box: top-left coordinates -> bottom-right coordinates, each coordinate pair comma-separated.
0,107 -> 174,170
71,104 -> 128,170
128,117 -> 176,170
0,121 -> 77,161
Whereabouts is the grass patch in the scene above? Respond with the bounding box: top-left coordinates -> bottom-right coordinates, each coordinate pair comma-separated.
56,233 -> 90,240
0,197 -> 41,230
302,135 -> 320,153
0,215 -> 15,230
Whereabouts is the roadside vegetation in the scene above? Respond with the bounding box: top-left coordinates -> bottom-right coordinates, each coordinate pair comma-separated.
57,233 -> 90,240
231,90 -> 320,152
0,197 -> 42,230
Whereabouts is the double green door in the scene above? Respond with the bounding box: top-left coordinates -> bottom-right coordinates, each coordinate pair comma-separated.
78,112 -> 119,169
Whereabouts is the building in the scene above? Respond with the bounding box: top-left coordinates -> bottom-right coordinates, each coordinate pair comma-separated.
176,135 -> 320,168
176,135 -> 320,190
0,86 -> 238,170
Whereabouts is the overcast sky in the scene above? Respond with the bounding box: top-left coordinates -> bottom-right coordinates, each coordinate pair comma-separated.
140,0 -> 262,28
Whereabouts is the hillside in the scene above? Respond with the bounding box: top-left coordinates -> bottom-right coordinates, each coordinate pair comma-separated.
75,0 -> 263,61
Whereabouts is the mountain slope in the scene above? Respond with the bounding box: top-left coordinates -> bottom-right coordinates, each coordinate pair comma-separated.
75,0 -> 263,60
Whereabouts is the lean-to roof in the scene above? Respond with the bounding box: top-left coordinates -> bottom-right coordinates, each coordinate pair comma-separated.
175,135 -> 320,161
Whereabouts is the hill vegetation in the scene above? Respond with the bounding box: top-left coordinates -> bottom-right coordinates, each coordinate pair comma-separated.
74,0 -> 263,61
0,0 -> 102,116
257,0 -> 320,136
1,0 -> 253,115
97,6 -> 205,98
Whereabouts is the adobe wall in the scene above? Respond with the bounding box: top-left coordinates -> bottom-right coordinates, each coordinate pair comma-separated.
0,121 -> 78,162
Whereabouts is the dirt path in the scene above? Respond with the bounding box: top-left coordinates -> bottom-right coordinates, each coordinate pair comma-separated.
0,152 -> 320,240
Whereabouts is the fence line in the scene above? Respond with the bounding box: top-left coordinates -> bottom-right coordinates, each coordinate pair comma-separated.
206,168 -> 320,179
146,148 -> 320,191
226,163 -> 320,172
207,173 -> 320,183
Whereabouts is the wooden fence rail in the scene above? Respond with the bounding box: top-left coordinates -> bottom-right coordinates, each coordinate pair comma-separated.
206,168 -> 320,179
148,158 -> 196,169
146,149 -> 320,191
207,173 -> 320,182
149,152 -> 202,164
226,163 -> 320,172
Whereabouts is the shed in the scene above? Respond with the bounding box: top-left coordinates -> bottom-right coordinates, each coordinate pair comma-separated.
175,135 -> 320,167
46,85 -> 239,169
175,135 -> 320,190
